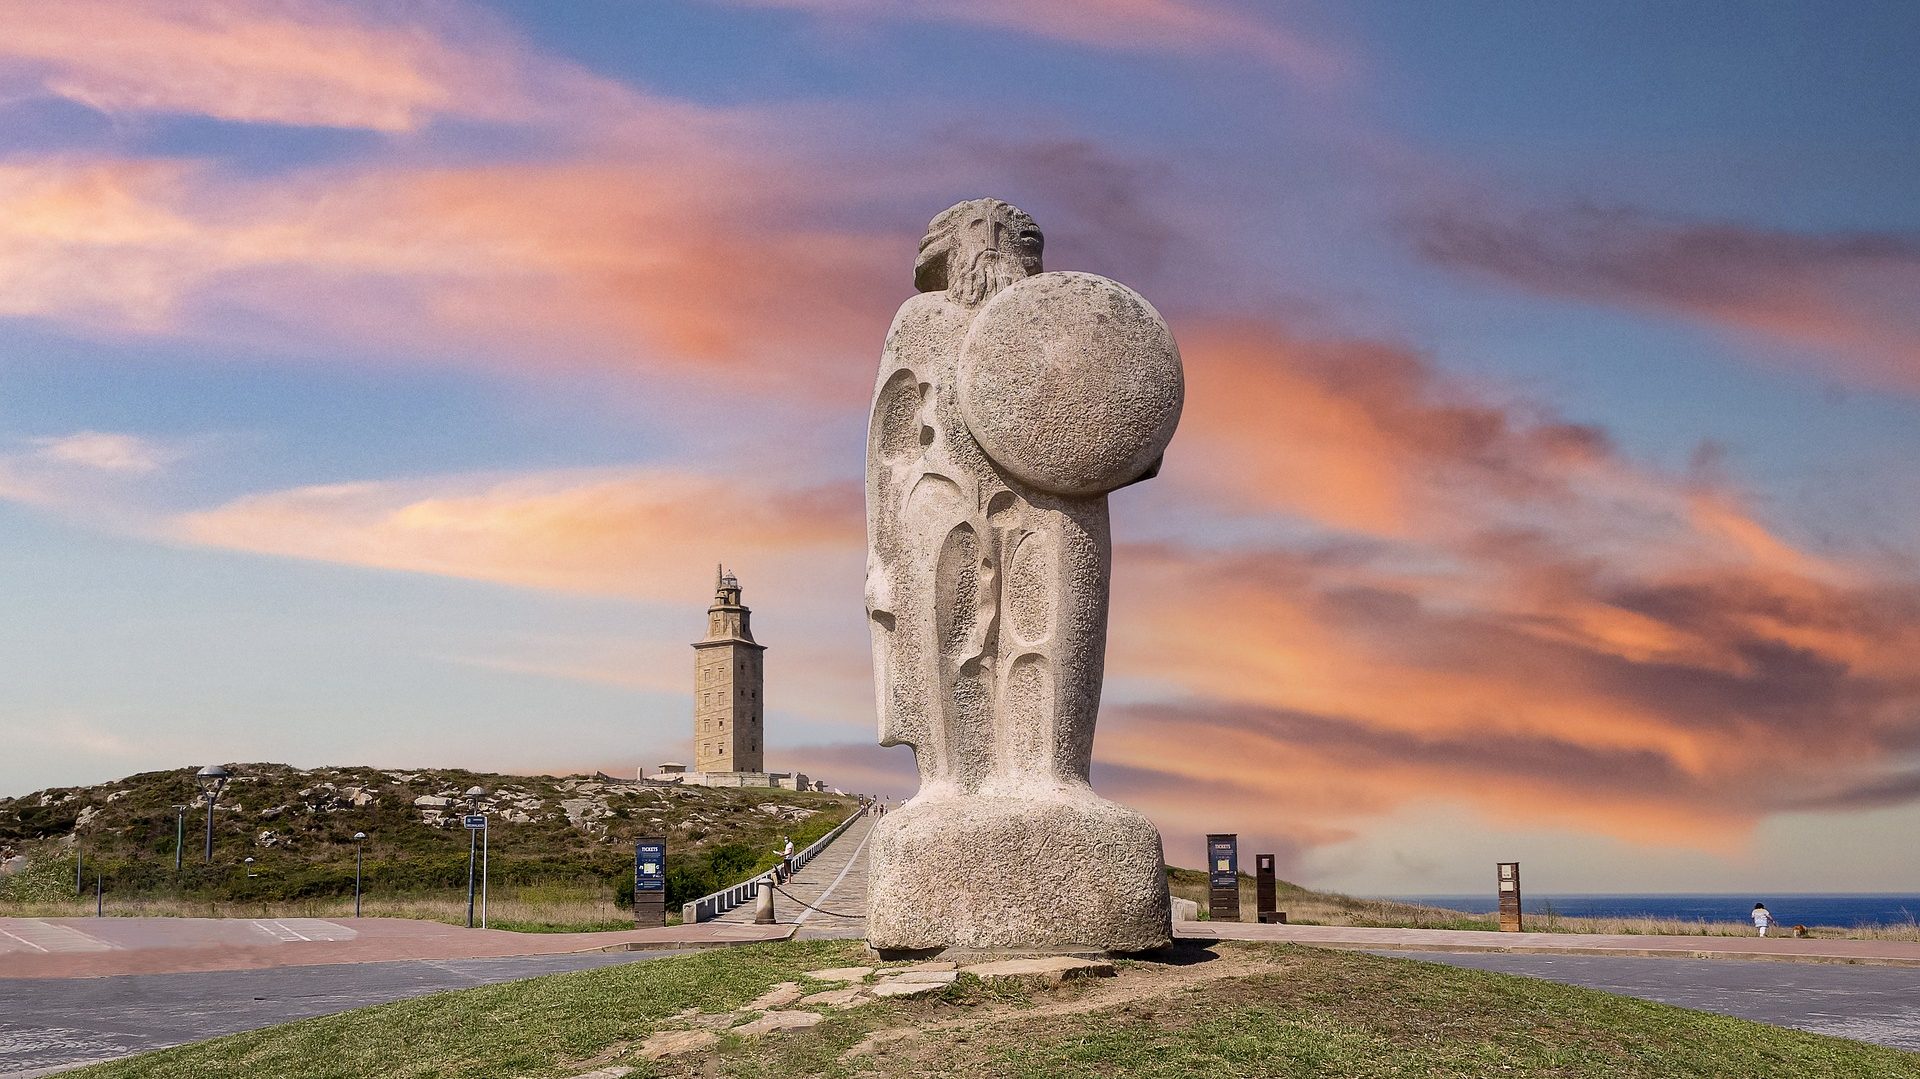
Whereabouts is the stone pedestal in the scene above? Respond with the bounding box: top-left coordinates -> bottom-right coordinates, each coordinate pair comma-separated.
867,789 -> 1171,955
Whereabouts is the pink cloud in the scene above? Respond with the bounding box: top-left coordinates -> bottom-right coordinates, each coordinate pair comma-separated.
1410,203 -> 1920,393
718,0 -> 1350,84
0,0 -> 649,131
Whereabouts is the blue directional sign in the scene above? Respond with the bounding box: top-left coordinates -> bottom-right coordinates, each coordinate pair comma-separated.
634,840 -> 666,892
1208,834 -> 1238,890
463,814 -> 487,829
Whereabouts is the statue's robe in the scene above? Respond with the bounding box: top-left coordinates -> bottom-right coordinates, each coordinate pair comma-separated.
864,289 -> 1111,799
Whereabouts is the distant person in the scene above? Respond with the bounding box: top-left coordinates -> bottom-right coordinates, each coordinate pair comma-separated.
1752,902 -> 1772,937
780,836 -> 795,880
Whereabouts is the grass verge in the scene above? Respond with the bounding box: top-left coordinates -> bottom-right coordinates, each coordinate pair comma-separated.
66,941 -> 1920,1079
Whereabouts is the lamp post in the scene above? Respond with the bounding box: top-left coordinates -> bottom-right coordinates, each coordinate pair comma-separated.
353,832 -> 368,918
244,856 -> 256,879
464,786 -> 488,929
196,765 -> 231,864
172,805 -> 189,872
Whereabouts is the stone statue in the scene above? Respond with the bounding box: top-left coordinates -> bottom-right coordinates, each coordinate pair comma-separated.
864,198 -> 1182,953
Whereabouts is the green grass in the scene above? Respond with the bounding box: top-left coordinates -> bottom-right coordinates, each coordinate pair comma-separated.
65,941 -> 1920,1079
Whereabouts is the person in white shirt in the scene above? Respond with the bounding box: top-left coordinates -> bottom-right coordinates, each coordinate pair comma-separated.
1752,902 -> 1772,937
780,837 -> 795,881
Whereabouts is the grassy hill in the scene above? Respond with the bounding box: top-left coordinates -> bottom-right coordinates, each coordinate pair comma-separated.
0,764 -> 858,924
1166,866 -> 1498,930
64,939 -> 1920,1078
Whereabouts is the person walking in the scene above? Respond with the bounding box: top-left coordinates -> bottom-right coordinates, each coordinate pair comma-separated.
780,836 -> 795,881
1752,902 -> 1773,937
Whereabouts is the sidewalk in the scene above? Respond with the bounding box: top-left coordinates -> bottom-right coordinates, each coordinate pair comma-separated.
713,809 -> 875,938
0,916 -> 790,980
1178,921 -> 1920,968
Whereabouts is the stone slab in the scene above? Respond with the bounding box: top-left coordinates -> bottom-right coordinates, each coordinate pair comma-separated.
871,979 -> 949,999
960,956 -> 1116,984
802,965 -> 874,982
733,1010 -> 824,1035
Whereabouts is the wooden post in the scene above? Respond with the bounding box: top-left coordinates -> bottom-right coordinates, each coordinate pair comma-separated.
1497,862 -> 1523,932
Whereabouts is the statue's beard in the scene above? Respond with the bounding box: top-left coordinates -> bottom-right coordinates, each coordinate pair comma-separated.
950,246 -> 1027,307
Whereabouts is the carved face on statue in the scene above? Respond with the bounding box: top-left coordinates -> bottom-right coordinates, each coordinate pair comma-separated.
914,198 -> 1043,307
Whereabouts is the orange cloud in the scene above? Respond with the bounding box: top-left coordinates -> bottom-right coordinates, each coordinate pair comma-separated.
0,0 -> 632,131
173,465 -> 861,601
1087,323 -> 1920,854
719,0 -> 1350,84
0,151 -> 904,395
1410,203 -> 1920,393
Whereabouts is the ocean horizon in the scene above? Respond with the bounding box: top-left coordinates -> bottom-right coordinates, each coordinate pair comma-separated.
1381,893 -> 1920,927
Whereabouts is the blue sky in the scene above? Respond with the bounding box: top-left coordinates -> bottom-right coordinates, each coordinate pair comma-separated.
0,0 -> 1916,893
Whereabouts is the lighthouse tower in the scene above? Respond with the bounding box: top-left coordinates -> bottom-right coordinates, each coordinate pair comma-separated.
692,566 -> 766,774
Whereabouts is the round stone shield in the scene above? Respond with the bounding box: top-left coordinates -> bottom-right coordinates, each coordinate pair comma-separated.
958,271 -> 1183,497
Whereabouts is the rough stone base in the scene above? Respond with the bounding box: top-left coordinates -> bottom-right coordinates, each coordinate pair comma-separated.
866,790 -> 1172,954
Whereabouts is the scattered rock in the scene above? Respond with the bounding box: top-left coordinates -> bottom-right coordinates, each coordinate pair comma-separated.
733,1010 -> 822,1035
639,1029 -> 718,1059
564,1067 -> 631,1079
959,956 -> 1115,985
900,961 -> 958,973
413,796 -> 454,809
1172,897 -> 1200,922
798,987 -> 865,1008
745,982 -> 803,1010
871,979 -> 948,999
801,966 -> 873,982
888,969 -> 958,985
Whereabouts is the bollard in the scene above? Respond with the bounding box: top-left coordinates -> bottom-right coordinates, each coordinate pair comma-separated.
754,878 -> 776,924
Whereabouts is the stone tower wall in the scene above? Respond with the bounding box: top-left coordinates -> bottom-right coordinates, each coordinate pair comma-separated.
692,571 -> 766,774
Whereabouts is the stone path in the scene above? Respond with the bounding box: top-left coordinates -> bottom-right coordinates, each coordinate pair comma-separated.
0,916 -> 787,980
0,951 -> 683,1077
1390,950 -> 1920,1052
713,809 -> 875,938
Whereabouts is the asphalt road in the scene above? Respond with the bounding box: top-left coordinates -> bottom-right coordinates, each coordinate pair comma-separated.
1387,950 -> 1920,1052
0,949 -> 684,1077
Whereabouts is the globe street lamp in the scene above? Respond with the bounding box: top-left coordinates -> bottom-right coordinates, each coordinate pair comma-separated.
196,765 -> 231,864
244,856 -> 256,879
464,786 -> 488,929
353,832 -> 368,918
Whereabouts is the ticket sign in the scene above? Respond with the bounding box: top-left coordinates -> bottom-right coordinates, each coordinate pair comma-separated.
633,838 -> 667,927
1208,835 -> 1239,889
1207,833 -> 1240,921
635,841 -> 666,892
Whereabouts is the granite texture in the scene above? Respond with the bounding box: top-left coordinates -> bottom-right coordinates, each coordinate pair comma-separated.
864,198 -> 1180,954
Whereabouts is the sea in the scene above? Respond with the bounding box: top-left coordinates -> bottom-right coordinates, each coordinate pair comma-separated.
1383,894 -> 1920,928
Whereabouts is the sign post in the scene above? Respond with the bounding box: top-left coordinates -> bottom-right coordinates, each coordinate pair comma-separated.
1206,834 -> 1240,922
634,838 -> 666,927
1255,853 -> 1284,923
1497,861 -> 1522,932
463,814 -> 487,929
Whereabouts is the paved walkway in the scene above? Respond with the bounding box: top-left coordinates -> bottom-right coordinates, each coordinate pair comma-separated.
714,809 -> 875,938
1179,921 -> 1920,967
1391,951 -> 1920,1052
0,951 -> 682,1077
0,916 -> 788,980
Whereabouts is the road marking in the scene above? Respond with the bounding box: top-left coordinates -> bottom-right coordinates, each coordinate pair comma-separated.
0,926 -> 50,952
794,816 -> 872,927
253,920 -> 311,942
0,921 -> 113,953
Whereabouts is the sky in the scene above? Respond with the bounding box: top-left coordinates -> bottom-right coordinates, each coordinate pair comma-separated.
1,0 -> 1917,896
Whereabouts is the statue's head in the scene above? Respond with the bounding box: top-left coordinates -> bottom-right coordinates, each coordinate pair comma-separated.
914,198 -> 1043,307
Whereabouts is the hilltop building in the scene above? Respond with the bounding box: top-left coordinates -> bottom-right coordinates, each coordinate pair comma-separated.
640,568 -> 836,793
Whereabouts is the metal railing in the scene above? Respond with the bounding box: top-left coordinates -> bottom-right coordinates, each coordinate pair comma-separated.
683,803 -> 870,923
